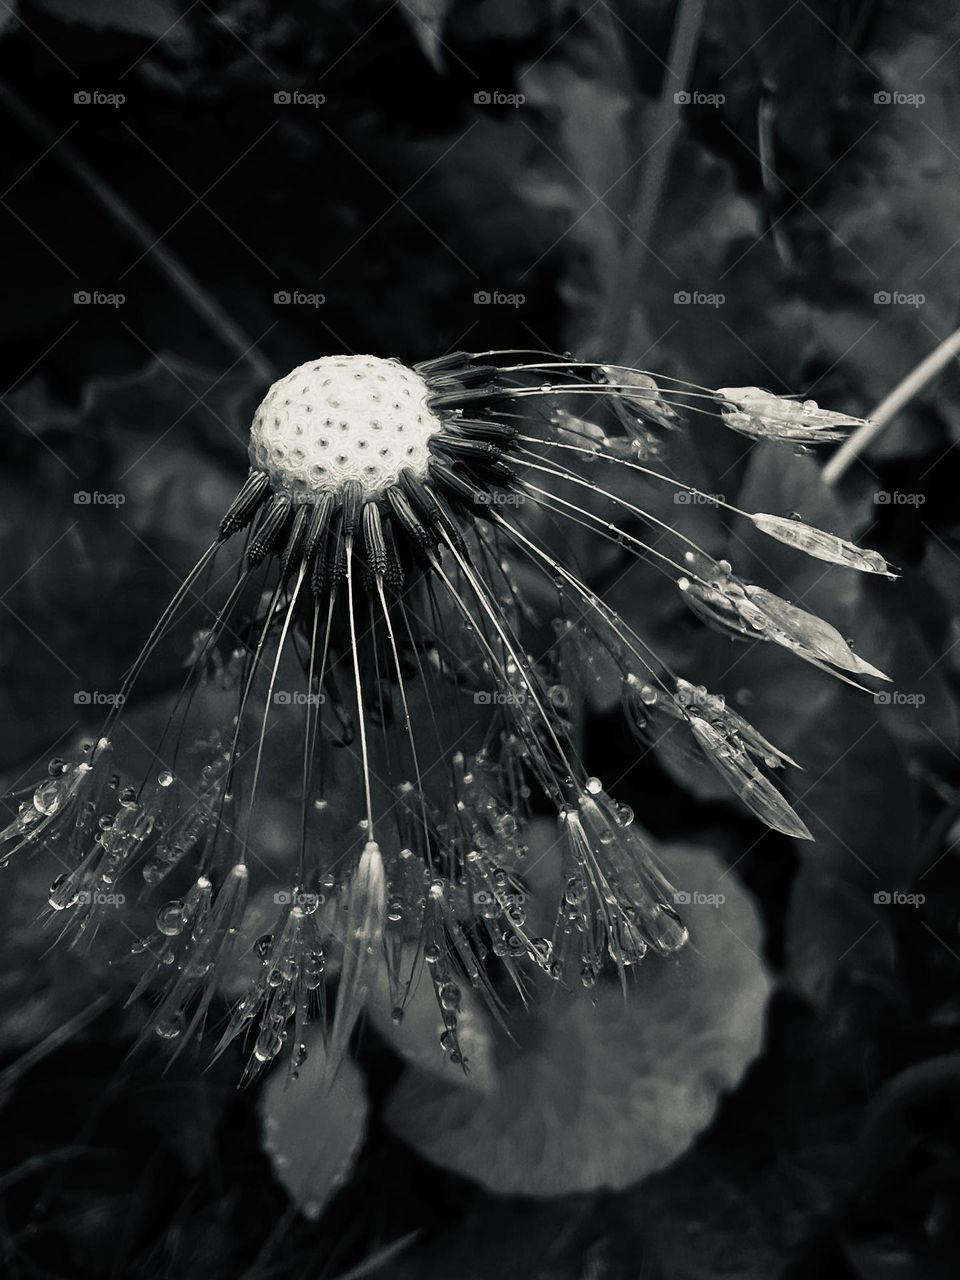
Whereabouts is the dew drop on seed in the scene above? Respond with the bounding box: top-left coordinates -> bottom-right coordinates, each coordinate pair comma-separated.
33,779 -> 63,816
48,873 -> 78,909
439,982 -> 461,1011
156,900 -> 188,936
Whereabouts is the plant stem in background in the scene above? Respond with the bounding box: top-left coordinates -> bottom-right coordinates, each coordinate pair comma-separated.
823,325 -> 960,485
602,0 -> 708,359
0,83 -> 276,383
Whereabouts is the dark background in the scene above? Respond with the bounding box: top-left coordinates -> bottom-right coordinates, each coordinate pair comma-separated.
1,2 -> 960,1277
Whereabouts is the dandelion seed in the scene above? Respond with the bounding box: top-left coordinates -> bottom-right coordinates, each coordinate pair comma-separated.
715,386 -> 871,443
622,674 -> 809,836
1,350 -> 895,1072
676,549 -> 889,683
750,513 -> 898,578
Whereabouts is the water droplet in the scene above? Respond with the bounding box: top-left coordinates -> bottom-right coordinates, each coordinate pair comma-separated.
156,900 -> 188,936
155,1013 -> 184,1040
33,779 -> 63,816
48,873 -> 79,910
439,982 -> 461,1011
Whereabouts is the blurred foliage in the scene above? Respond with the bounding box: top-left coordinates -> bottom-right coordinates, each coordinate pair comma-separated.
2,1 -> 960,1278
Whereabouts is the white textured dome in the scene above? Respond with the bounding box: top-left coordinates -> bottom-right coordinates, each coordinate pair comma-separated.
249,355 -> 442,498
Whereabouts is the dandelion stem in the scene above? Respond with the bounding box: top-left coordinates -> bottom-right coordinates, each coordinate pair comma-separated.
0,993 -> 112,1099
823,325 -> 960,485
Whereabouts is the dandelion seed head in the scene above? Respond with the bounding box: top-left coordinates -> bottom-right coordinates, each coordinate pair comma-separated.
249,355 -> 441,499
6,347 -> 899,1077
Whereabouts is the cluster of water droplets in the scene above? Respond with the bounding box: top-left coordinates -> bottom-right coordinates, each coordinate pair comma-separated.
216,896 -> 326,1079
129,863 -> 249,1048
0,738 -> 114,869
141,742 -> 233,888
47,782 -> 156,942
554,778 -> 686,986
